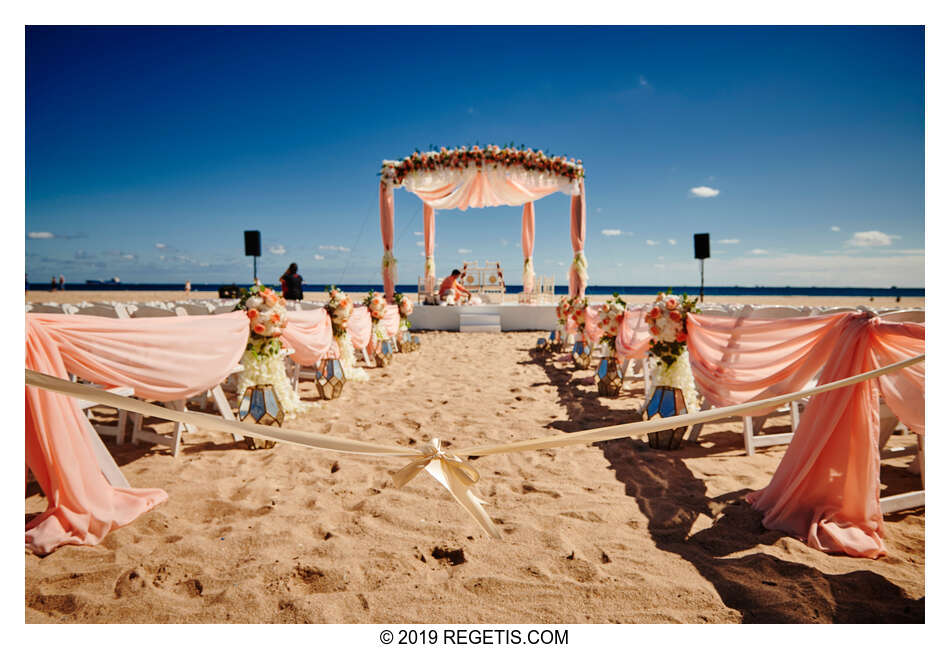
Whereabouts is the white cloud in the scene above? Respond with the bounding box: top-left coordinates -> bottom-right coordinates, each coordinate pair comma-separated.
268,244 -> 286,255
458,248 -> 472,254
830,226 -> 841,232
416,240 -> 424,246
749,249 -> 769,255
846,230 -> 901,247
28,232 -> 55,239
717,238 -> 740,244
319,245 -> 351,252
121,253 -> 136,260
689,186 -> 720,198
668,238 -> 677,245
313,254 -> 325,260
601,229 -> 623,236
155,243 -> 167,249
413,231 -> 423,236
646,239 -> 659,246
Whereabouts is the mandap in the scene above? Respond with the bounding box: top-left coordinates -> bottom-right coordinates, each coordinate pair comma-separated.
378,145 -> 588,301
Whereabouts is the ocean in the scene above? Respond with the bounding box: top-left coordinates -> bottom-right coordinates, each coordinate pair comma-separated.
28,283 -> 925,298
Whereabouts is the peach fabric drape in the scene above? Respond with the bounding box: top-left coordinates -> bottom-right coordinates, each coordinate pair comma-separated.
521,202 -> 535,293
379,181 -> 396,300
423,203 -> 436,293
569,180 -> 587,297
283,309 -> 336,365
382,305 -> 401,338
583,305 -> 602,346
615,307 -> 651,361
346,306 -> 373,350
687,312 -> 853,417
402,169 -> 571,210
26,312 -> 249,554
746,317 -> 925,558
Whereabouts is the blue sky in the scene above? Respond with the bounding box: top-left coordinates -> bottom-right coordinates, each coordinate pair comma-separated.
25,25 -> 924,287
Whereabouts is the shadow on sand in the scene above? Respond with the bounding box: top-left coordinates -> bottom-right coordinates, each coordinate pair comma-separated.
525,348 -> 924,623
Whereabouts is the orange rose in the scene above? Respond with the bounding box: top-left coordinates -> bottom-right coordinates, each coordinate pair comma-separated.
676,331 -> 687,343
247,308 -> 259,320
253,323 -> 266,335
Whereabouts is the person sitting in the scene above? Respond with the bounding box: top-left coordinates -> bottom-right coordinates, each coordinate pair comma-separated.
280,263 -> 304,301
439,269 -> 471,304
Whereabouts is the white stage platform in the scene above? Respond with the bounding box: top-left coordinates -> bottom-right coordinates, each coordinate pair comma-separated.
409,304 -> 556,331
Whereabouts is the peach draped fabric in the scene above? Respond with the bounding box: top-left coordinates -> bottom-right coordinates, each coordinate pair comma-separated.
402,168 -> 574,210
379,181 -> 396,299
283,309 -> 336,365
382,305 -> 401,338
568,181 -> 587,297
583,306 -> 602,346
615,307 -> 651,361
746,316 -> 925,557
423,203 -> 436,293
686,312 -> 853,417
25,312 -> 249,554
521,202 -> 535,293
346,306 -> 373,350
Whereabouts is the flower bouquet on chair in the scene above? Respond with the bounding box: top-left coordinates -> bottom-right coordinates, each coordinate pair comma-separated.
595,294 -> 626,397
326,285 -> 368,382
642,292 -> 701,449
394,292 -> 414,352
569,296 -> 591,369
234,284 -> 305,448
364,290 -> 393,367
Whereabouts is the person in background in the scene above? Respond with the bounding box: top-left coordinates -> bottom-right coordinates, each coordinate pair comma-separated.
439,269 -> 471,303
58,274 -> 65,291
253,277 -> 262,287
280,263 -> 304,301
185,280 -> 191,294
50,276 -> 57,292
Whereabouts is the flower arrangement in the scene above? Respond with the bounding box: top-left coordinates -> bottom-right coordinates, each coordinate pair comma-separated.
234,285 -> 304,416
235,285 -> 288,357
596,294 -> 627,352
381,144 -> 584,186
645,292 -> 700,368
555,296 -> 574,326
325,285 -> 354,338
570,296 -> 589,333
363,289 -> 389,341
394,291 -> 413,328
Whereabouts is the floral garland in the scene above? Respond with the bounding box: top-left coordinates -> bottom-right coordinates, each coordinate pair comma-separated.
234,285 -> 305,417
364,289 -> 389,341
596,294 -> 626,353
645,292 -> 702,415
381,144 -> 585,186
394,291 -> 413,329
325,285 -> 368,382
570,296 -> 589,337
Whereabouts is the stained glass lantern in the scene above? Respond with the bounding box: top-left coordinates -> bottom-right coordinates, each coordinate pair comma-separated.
548,330 -> 563,353
315,358 -> 346,400
411,334 -> 421,351
238,384 -> 282,450
374,339 -> 394,367
643,386 -> 692,450
397,330 -> 413,353
572,341 -> 591,370
536,337 -> 548,352
596,358 -> 623,397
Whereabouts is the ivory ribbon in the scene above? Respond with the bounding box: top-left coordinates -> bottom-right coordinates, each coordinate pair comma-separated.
25,352 -> 923,540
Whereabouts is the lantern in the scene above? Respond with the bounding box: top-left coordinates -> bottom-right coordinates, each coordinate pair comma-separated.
315,358 -> 346,400
643,386 -> 692,450
375,339 -> 394,367
397,330 -> 413,353
572,341 -> 591,369
238,384 -> 282,449
548,330 -> 563,353
411,334 -> 421,351
596,358 -> 623,397
535,337 -> 549,352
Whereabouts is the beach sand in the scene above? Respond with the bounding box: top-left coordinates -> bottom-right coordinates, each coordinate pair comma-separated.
25,294 -> 925,623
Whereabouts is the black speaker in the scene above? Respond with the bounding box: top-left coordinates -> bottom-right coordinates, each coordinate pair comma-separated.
244,230 -> 261,257
694,233 -> 710,260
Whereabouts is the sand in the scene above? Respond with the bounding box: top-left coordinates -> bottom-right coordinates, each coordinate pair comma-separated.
25,293 -> 925,623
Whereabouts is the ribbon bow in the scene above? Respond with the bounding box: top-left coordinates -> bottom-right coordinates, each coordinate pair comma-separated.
392,439 -> 500,539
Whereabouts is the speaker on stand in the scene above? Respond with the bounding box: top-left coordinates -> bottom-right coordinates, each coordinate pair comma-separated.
244,230 -> 261,284
693,233 -> 710,302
